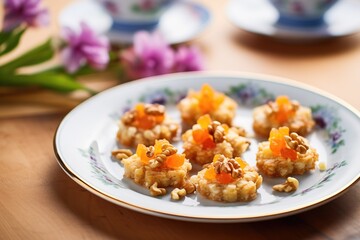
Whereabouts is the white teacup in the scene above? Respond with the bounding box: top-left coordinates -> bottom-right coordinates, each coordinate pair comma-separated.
268,0 -> 339,27
98,0 -> 176,32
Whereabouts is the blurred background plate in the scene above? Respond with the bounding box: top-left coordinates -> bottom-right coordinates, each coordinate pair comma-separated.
59,0 -> 211,44
226,0 -> 360,41
59,0 -> 112,35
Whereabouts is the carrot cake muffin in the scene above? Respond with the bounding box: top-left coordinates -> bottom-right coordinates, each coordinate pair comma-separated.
122,140 -> 194,197
256,127 -> 319,177
190,154 -> 263,202
177,84 -> 237,126
182,115 -> 251,165
253,95 -> 315,137
117,103 -> 179,147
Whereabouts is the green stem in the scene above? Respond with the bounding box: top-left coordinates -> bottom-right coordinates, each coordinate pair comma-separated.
38,49 -> 121,78
0,72 -> 95,94
0,27 -> 26,56
0,38 -> 54,73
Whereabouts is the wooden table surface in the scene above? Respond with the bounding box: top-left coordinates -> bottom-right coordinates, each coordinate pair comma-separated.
1,0 -> 360,239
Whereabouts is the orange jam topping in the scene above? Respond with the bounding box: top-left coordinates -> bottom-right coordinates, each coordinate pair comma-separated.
136,143 -> 150,164
135,140 -> 185,169
234,157 -> 248,169
204,167 -> 216,180
273,96 -> 296,124
164,153 -> 185,169
205,168 -> 236,184
190,84 -> 225,114
192,115 -> 215,149
269,127 -> 297,161
123,103 -> 165,130
204,154 -> 246,184
215,172 -> 234,184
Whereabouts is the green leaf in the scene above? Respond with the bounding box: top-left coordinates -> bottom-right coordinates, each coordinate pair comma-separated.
70,65 -> 100,77
0,31 -> 12,45
40,64 -> 104,77
0,38 -> 54,73
0,72 -> 94,93
38,50 -> 120,78
0,28 -> 26,56
36,66 -> 65,74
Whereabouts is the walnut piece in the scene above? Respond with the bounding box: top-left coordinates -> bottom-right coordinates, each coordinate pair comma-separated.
150,182 -> 166,196
183,181 -> 196,194
213,155 -> 242,179
146,146 -> 155,158
111,149 -> 133,161
148,159 -> 162,169
232,126 -> 247,137
144,104 -> 165,116
121,110 -> 137,125
284,132 -> 309,154
207,120 -> 225,143
171,188 -> 187,200
207,121 -> 220,134
161,143 -> 178,156
144,143 -> 178,169
273,177 -> 299,192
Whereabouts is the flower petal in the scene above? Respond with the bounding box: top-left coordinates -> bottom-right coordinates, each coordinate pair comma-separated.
3,0 -> 49,31
60,22 -> 109,73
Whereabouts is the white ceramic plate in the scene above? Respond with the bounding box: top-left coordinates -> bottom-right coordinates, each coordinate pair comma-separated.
59,0 -> 210,44
226,0 -> 360,41
54,72 -> 360,222
106,0 -> 211,44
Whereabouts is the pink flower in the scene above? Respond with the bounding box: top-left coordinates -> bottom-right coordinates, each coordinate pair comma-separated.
173,46 -> 203,72
61,23 -> 110,73
3,0 -> 49,31
121,31 -> 175,79
121,31 -> 204,80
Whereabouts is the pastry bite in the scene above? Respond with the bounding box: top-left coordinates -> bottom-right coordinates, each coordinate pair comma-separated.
117,103 -> 179,147
256,127 -> 319,177
122,140 -> 194,197
253,95 -> 315,137
190,154 -> 263,202
182,115 -> 251,165
177,84 -> 237,126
